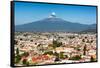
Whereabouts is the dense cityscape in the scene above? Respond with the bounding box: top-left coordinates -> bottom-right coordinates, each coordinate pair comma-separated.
13,1 -> 97,66
14,32 -> 97,66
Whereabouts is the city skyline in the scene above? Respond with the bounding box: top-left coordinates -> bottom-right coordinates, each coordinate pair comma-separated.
14,2 -> 97,25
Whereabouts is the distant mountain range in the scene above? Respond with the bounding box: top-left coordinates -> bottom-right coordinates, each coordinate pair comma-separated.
15,13 -> 96,33
81,24 -> 97,33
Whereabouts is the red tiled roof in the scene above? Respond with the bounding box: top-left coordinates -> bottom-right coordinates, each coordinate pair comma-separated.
32,55 -> 50,62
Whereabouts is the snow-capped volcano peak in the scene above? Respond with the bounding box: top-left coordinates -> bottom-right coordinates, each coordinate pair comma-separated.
49,12 -> 56,18
52,12 -> 56,16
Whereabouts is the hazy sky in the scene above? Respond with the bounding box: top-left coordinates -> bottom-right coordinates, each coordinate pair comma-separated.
14,2 -> 97,25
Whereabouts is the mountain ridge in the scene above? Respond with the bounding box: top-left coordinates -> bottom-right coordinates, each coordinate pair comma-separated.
15,14 -> 96,32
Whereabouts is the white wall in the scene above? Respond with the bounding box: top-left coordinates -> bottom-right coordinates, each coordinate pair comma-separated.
0,0 -> 99,68
20,0 -> 99,5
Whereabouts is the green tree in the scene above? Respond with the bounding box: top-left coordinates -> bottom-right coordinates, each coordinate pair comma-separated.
14,40 -> 18,45
54,52 -> 60,62
83,45 -> 87,55
22,52 -> 29,57
90,56 -> 96,62
59,52 -> 65,59
52,40 -> 62,48
68,36 -> 75,39
15,48 -> 21,64
65,55 -> 68,58
86,40 -> 90,43
69,55 -> 81,60
44,51 -> 53,55
15,55 -> 21,64
82,39 -> 85,42
37,44 -> 44,54
52,40 -> 62,54
22,59 -> 29,65
16,48 -> 19,56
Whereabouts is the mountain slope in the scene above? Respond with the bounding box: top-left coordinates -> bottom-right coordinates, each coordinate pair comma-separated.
81,24 -> 97,33
15,12 -> 96,32
16,17 -> 91,32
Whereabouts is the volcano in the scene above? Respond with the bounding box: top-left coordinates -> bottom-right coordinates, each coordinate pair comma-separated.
15,12 -> 96,32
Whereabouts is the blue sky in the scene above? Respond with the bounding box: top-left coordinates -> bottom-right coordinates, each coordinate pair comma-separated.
14,2 -> 97,25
